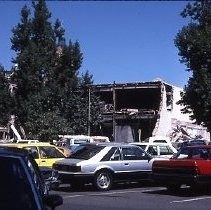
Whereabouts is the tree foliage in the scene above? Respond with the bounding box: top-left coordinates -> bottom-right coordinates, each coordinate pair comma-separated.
175,0 -> 211,132
7,0 -> 102,140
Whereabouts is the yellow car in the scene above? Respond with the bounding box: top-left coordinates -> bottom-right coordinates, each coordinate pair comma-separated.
1,142 -> 65,168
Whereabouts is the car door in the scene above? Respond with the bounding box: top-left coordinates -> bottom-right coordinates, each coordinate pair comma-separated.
120,146 -> 152,180
37,146 -> 65,168
22,145 -> 65,167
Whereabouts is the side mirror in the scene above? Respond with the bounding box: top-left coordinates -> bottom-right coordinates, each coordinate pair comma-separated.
43,194 -> 63,209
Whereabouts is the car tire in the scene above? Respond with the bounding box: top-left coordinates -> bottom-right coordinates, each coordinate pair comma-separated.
94,170 -> 113,191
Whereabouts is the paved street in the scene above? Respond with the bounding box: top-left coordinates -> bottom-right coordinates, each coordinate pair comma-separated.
53,183 -> 211,210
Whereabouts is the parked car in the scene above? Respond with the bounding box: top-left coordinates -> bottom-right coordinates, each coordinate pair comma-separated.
152,145 -> 211,192
143,136 -> 172,144
177,139 -> 208,148
1,142 -> 65,167
130,142 -> 177,158
91,136 -> 110,143
0,146 -> 63,210
53,143 -> 154,191
57,135 -> 94,146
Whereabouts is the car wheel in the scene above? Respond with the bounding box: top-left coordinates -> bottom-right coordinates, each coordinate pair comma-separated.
94,170 -> 113,191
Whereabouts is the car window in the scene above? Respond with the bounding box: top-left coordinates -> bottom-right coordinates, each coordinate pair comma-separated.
110,148 -> 121,161
173,148 -> 211,159
159,146 -> 173,155
180,140 -> 207,148
22,146 -> 39,159
122,147 -> 147,160
147,146 -> 157,156
0,157 -> 38,210
73,139 -> 91,144
69,145 -> 105,160
101,147 -> 120,161
39,146 -> 65,158
153,140 -> 167,143
137,145 -> 146,150
189,148 -> 210,159
172,147 -> 189,159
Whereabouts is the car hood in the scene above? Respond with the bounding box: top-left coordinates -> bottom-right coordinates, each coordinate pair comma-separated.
55,158 -> 84,165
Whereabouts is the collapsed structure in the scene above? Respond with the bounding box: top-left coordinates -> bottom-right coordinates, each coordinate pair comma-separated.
0,115 -> 26,142
92,80 -> 210,143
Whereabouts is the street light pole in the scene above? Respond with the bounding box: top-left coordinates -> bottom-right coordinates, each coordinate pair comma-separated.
88,86 -> 91,136
113,82 -> 116,141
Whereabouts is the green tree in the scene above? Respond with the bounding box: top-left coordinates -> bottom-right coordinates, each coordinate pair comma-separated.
10,0 -> 102,140
10,0 -> 68,140
175,0 -> 211,133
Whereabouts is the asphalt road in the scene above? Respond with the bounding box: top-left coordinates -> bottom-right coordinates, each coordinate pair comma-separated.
52,183 -> 211,210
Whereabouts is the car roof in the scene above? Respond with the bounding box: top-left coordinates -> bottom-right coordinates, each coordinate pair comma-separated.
0,146 -> 29,157
1,142 -> 53,147
92,142 -> 141,147
182,145 -> 211,149
183,139 -> 207,142
131,142 -> 172,146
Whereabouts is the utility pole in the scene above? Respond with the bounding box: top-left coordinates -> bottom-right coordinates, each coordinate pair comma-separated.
113,81 -> 116,141
88,86 -> 91,136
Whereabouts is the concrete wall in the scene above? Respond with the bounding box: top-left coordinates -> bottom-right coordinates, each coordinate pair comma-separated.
154,83 -> 210,141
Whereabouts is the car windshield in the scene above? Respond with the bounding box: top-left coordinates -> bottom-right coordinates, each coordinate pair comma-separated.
179,140 -> 207,148
172,147 -> 211,160
68,144 -> 105,160
135,145 -> 146,150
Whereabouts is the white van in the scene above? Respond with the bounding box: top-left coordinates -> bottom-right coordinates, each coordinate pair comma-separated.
144,136 -> 172,144
57,135 -> 93,146
91,136 -> 110,143
16,140 -> 40,144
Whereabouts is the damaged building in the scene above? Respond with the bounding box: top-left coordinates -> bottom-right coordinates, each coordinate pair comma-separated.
92,80 -> 210,143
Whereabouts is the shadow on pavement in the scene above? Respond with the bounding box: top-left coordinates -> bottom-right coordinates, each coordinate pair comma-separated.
53,180 -> 157,193
142,185 -> 211,198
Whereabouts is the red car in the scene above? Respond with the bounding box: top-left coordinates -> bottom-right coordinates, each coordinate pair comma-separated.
152,145 -> 211,192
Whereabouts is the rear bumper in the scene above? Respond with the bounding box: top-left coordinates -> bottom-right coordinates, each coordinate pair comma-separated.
58,172 -> 94,184
151,173 -> 211,186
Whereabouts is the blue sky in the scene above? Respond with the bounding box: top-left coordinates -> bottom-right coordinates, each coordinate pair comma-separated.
0,1 -> 191,88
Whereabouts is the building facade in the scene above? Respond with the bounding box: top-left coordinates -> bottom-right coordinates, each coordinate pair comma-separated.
92,80 -> 210,143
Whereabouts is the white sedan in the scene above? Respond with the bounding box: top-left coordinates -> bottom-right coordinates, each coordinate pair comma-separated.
53,143 -> 154,191
130,142 -> 177,158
